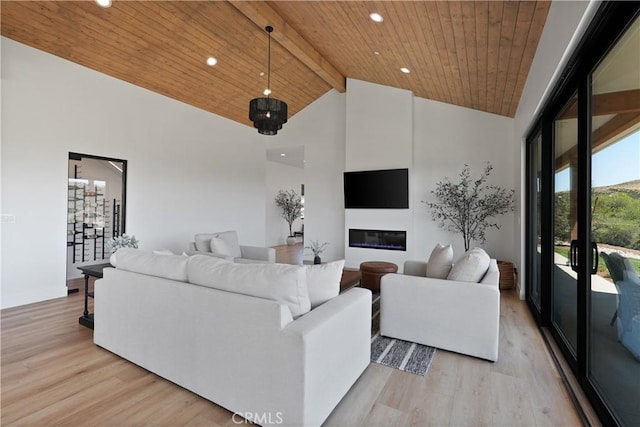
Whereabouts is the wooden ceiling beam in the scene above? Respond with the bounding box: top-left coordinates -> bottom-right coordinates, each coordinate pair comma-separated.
555,112 -> 640,170
561,89 -> 640,119
592,112 -> 640,149
228,0 -> 346,93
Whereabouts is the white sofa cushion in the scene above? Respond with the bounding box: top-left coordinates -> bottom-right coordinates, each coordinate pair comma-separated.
306,260 -> 345,309
426,243 -> 453,279
114,248 -> 189,282
187,255 -> 310,317
447,247 -> 491,283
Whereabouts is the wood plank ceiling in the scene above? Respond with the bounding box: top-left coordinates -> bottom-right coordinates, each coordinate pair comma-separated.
1,1 -> 550,128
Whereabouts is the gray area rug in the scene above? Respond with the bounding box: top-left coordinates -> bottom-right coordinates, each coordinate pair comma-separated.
371,334 -> 436,376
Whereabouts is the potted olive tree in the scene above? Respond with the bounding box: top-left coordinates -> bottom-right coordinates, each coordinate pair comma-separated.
275,189 -> 303,245
423,163 -> 514,251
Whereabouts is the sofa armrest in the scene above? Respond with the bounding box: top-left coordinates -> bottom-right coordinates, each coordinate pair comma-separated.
404,260 -> 428,277
240,245 -> 276,263
281,288 -> 371,425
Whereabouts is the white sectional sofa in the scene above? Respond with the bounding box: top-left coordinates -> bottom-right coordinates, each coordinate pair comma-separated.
94,249 -> 371,426
380,258 -> 500,361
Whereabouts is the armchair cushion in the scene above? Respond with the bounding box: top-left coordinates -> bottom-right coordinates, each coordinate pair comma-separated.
447,247 -> 490,283
426,243 -> 453,279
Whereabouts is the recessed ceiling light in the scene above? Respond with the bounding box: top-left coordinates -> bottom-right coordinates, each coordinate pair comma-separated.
369,12 -> 383,23
263,88 -> 271,96
259,72 -> 265,77
373,51 -> 380,55
280,153 -> 286,157
95,0 -> 112,8
206,57 -> 218,66
400,67 -> 411,74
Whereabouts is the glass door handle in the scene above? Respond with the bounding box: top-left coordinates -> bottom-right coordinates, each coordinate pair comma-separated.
570,239 -> 579,272
591,242 -> 599,275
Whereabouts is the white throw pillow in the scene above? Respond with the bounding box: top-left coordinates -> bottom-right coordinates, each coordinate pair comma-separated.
306,260 -> 345,309
194,233 -> 215,252
210,237 -> 232,256
447,247 -> 491,283
426,243 -> 453,279
213,231 -> 242,259
187,255 -> 310,318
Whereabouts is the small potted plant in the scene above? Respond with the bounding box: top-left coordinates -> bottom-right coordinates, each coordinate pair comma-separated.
305,240 -> 329,264
106,234 -> 139,266
275,189 -> 303,245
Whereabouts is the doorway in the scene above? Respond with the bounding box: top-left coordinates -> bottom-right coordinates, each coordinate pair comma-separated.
266,146 -> 304,246
67,153 -> 127,287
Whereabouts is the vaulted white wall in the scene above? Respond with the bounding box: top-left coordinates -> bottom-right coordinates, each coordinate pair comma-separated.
414,98 -> 515,262
1,37 -> 266,308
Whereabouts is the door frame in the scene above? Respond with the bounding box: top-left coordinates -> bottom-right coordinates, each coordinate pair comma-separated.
69,152 -> 128,235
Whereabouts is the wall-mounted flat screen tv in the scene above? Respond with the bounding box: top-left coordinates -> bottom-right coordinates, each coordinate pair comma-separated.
344,168 -> 409,209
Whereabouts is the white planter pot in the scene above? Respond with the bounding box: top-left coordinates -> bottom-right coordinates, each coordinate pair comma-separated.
286,236 -> 297,246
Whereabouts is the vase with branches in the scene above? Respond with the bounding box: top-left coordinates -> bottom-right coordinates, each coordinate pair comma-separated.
275,189 -> 303,245
423,163 -> 515,251
305,240 -> 329,264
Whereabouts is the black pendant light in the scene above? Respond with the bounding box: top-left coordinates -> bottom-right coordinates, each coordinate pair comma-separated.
249,26 -> 288,135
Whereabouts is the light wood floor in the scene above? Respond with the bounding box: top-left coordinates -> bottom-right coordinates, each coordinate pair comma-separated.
2,248 -> 582,426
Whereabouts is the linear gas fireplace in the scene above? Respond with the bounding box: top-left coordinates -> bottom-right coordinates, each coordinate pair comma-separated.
349,229 -> 406,251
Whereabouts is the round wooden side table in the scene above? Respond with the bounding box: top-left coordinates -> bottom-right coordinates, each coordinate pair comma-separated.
359,261 -> 398,293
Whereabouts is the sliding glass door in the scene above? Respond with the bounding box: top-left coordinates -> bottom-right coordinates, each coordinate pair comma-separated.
588,16 -> 640,426
552,94 -> 580,357
526,4 -> 639,425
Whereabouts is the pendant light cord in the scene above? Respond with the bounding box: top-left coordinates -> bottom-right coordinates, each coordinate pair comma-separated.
267,26 -> 272,100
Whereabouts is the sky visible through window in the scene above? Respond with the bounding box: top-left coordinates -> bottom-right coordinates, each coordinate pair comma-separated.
555,130 -> 640,192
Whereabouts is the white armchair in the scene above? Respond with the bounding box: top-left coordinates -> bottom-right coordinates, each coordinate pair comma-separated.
187,231 -> 275,264
380,259 -> 500,361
